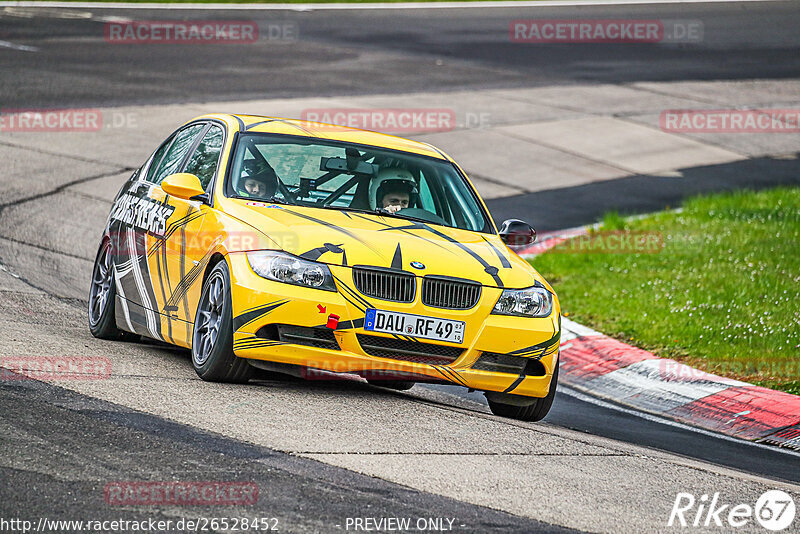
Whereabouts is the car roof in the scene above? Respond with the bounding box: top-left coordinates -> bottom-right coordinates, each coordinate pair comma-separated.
190,113 -> 450,161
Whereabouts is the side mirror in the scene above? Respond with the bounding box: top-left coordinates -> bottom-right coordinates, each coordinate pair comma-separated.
499,219 -> 536,247
161,173 -> 205,201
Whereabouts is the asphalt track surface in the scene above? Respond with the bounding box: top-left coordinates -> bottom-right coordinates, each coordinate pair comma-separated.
1,2 -> 799,532
1,2 -> 799,109
1,372 -> 573,533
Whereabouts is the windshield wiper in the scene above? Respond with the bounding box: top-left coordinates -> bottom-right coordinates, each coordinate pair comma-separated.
297,204 -> 434,226
373,209 -> 430,225
315,205 -> 432,224
314,205 -> 375,215
231,195 -> 291,205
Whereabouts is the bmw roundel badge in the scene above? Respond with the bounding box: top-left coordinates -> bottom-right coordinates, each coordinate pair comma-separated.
410,261 -> 426,270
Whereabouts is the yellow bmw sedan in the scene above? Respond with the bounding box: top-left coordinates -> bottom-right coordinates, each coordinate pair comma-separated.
88,114 -> 561,421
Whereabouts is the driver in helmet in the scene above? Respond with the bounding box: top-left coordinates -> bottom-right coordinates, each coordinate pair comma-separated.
237,159 -> 278,199
370,167 -> 418,214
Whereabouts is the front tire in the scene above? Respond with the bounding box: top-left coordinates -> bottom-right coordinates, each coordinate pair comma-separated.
192,261 -> 252,383
88,239 -> 124,340
487,362 -> 559,422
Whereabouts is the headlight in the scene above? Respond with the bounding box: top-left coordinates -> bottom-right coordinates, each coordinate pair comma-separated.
246,251 -> 336,292
492,286 -> 553,318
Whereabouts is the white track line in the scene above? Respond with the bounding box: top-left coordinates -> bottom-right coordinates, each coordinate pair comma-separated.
559,384 -> 800,458
0,0 -> 780,10
0,40 -> 38,51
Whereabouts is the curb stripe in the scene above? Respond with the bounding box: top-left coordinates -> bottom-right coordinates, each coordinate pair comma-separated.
558,334 -> 658,380
558,322 -> 800,445
667,386 -> 800,441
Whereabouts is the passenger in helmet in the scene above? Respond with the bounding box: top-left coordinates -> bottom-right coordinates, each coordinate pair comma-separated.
369,167 -> 418,214
237,159 -> 279,199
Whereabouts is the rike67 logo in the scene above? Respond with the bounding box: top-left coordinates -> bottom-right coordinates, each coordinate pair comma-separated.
669,490 -> 796,531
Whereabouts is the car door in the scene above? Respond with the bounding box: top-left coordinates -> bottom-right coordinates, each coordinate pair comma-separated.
149,122 -> 226,346
110,122 -> 207,343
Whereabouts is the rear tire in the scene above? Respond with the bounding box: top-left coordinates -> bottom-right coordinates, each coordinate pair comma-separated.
487,362 -> 559,422
192,261 -> 252,383
88,239 -> 125,340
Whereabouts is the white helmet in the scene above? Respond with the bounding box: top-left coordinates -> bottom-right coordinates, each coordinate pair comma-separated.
368,167 -> 418,210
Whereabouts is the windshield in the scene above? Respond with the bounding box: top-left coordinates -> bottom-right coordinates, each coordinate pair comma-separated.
226,133 -> 492,233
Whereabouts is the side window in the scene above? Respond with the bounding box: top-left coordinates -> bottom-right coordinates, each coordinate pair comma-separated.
183,124 -> 224,191
144,137 -> 174,183
151,124 -> 206,185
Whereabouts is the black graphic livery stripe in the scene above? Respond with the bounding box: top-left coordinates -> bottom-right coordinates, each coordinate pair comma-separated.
481,235 -> 512,268
147,210 -> 205,258
280,208 -> 381,255
232,300 -> 289,332
333,275 -> 374,310
508,329 -> 561,358
502,375 -> 527,394
503,321 -> 561,393
164,249 -> 214,312
352,214 -> 455,255
233,338 -> 284,351
362,216 -> 504,287
300,243 -> 344,262
438,366 -> 469,387
430,365 -> 468,387
391,243 -> 403,270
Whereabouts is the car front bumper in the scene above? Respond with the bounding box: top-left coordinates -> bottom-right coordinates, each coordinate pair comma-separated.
226,252 -> 560,398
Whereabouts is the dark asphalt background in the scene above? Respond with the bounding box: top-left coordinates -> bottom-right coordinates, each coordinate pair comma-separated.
2,2 -> 799,108
1,1 -> 799,528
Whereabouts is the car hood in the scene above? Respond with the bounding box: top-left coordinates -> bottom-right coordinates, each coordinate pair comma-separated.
231,202 -> 539,288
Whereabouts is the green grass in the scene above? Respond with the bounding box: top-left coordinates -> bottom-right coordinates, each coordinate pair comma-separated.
533,187 -> 800,395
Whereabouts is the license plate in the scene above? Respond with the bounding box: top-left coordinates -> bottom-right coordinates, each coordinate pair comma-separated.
364,309 -> 465,344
